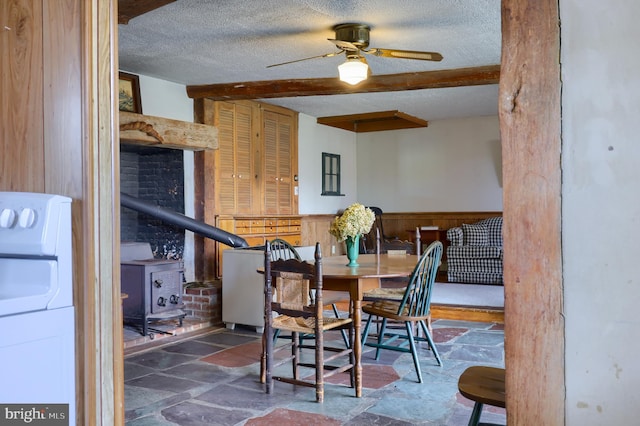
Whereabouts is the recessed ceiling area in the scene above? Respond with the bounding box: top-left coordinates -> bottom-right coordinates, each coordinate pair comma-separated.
317,110 -> 428,132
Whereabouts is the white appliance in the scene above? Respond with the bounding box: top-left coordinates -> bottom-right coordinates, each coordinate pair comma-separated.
222,245 -> 315,332
0,192 -> 75,424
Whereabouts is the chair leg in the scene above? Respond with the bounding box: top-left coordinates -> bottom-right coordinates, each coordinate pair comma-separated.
419,319 -> 442,366
362,312 -> 376,345
348,324 -> 355,388
468,401 -> 484,426
264,325 -> 274,394
315,323 -> 324,403
375,317 -> 388,360
292,331 -> 299,380
332,303 -> 350,348
404,321 -> 423,383
260,332 -> 266,384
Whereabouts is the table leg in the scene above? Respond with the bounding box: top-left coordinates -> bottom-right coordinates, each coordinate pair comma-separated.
352,297 -> 362,397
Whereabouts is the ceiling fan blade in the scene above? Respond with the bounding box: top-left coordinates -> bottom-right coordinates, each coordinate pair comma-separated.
328,38 -> 359,51
366,48 -> 443,62
266,51 -> 342,68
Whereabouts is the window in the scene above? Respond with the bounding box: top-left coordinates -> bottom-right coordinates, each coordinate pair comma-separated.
321,152 -> 342,196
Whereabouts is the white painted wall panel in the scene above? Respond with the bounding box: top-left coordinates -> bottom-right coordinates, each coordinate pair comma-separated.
561,1 -> 640,424
356,116 -> 502,212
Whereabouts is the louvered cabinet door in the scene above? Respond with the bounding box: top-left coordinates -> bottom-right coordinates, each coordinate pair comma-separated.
214,101 -> 255,215
263,111 -> 278,215
262,108 -> 297,215
234,105 -> 254,214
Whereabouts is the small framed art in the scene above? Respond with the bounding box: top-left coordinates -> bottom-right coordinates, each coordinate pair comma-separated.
118,72 -> 142,113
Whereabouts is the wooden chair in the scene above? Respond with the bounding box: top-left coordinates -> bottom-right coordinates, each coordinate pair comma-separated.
378,227 -> 421,255
361,241 -> 443,383
363,228 -> 428,325
267,238 -> 350,349
360,206 -> 401,254
262,242 -> 355,402
457,366 -> 506,426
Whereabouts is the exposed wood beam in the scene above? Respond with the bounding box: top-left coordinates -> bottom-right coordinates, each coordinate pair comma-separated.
118,0 -> 175,25
119,111 -> 218,150
186,65 -> 500,100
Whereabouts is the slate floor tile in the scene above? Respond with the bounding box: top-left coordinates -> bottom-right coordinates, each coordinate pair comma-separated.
125,320 -> 506,425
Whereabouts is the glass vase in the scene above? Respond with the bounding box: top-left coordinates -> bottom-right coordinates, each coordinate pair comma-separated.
345,235 -> 360,267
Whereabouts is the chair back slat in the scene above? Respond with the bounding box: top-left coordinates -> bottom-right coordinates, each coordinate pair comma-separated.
269,238 -> 302,261
396,241 -> 443,317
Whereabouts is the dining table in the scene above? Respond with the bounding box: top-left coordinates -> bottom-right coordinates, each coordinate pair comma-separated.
320,253 -> 418,397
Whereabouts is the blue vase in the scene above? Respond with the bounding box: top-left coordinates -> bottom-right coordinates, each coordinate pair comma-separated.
345,235 -> 360,267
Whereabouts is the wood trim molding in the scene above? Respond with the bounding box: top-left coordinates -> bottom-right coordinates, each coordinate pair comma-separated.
119,111 -> 218,150
186,65 -> 500,100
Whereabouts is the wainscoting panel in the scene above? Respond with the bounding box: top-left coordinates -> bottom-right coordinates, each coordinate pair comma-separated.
300,212 -> 502,257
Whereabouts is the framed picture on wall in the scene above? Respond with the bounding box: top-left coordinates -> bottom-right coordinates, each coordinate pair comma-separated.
118,72 -> 142,113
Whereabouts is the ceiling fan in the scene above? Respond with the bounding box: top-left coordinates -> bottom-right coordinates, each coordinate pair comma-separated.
267,23 -> 443,85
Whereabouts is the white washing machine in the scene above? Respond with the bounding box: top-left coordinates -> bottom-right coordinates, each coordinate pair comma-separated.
0,192 -> 75,424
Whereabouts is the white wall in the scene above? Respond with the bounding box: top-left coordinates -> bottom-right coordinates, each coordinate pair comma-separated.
356,116 -> 502,212
561,2 -> 640,424
297,113 -> 359,214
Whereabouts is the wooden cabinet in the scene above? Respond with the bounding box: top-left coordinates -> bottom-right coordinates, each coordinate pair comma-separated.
195,99 -> 299,278
213,100 -> 259,215
216,215 -> 302,276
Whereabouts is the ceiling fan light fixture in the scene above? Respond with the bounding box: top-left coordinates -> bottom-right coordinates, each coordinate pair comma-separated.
338,58 -> 369,85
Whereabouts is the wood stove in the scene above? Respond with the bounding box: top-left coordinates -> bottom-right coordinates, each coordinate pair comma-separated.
121,242 -> 186,337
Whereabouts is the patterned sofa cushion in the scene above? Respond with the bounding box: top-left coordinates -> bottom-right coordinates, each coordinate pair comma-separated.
479,216 -> 503,247
462,223 -> 489,246
447,227 -> 464,246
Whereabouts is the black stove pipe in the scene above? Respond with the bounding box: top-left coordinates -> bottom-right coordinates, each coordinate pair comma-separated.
120,192 -> 249,248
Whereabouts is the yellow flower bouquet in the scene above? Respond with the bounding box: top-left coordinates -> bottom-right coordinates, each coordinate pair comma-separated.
329,203 -> 375,242
329,203 -> 375,266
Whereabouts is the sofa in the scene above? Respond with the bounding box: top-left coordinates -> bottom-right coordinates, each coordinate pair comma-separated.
446,216 -> 503,284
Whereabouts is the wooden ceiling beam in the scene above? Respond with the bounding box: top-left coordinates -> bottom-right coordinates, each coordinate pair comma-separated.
118,0 -> 176,25
186,65 -> 500,100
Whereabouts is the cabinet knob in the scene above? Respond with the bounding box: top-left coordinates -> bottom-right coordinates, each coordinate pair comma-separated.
154,279 -> 163,288
169,294 -> 179,304
157,297 -> 166,307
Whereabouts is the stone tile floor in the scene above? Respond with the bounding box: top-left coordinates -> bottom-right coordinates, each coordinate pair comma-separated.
124,319 -> 505,425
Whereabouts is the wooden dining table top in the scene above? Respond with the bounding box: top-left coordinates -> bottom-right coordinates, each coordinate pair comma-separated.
320,253 -> 419,279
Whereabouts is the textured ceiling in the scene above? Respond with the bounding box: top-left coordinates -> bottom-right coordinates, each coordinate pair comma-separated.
118,0 -> 501,121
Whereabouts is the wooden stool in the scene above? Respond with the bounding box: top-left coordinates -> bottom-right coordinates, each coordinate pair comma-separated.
458,366 -> 506,426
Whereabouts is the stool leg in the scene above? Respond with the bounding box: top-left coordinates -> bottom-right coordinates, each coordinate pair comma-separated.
468,401 -> 483,426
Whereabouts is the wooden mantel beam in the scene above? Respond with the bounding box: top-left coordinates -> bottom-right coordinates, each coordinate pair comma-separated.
186,65 -> 500,100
